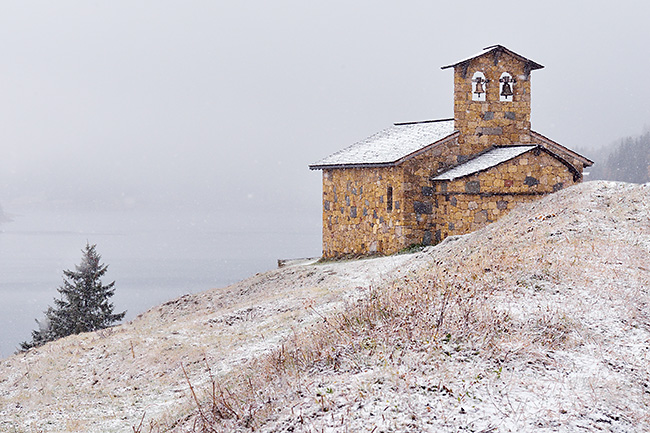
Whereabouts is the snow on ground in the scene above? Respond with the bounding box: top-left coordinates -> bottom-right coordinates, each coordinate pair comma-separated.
0,243 -> 418,432
0,181 -> 648,432
245,181 -> 650,433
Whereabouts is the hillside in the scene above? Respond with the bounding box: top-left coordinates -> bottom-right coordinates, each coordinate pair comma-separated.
1,181 -> 649,432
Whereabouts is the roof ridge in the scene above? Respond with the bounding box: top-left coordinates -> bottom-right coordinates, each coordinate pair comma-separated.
441,45 -> 544,71
394,118 -> 454,126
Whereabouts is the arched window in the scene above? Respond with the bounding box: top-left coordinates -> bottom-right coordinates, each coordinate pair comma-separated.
471,72 -> 487,101
499,72 -> 515,102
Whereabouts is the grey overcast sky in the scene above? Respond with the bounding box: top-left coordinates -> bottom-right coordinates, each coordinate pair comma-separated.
0,1 -> 649,214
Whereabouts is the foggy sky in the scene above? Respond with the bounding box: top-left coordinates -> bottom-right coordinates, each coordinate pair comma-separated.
1,1 -> 649,214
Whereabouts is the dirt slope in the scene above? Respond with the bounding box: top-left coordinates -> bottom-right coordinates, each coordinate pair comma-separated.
1,181 -> 649,432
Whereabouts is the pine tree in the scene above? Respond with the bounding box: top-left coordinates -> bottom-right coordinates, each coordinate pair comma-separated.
21,243 -> 126,350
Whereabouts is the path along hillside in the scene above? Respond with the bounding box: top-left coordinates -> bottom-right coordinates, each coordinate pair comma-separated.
0,181 -> 648,432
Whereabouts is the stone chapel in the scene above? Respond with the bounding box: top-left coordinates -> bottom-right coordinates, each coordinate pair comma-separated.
309,45 -> 593,258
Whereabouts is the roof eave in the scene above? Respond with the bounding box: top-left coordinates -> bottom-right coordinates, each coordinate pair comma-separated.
309,162 -> 397,171
530,130 -> 595,167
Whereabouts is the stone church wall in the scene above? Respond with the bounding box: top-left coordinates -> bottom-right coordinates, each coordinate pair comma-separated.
321,166 -> 405,258
432,150 -> 577,241
320,134 -> 470,257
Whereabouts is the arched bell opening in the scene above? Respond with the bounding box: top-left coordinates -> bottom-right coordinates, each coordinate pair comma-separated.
471,71 -> 487,102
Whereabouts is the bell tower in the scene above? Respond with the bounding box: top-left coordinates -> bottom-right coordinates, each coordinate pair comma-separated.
441,45 -> 544,156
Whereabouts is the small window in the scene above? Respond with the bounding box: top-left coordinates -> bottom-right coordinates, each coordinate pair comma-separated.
472,71 -> 487,101
387,186 -> 393,212
499,72 -> 515,102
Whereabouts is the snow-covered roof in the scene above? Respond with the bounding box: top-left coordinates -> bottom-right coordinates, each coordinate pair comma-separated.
441,45 -> 544,71
432,145 -> 537,181
310,119 -> 456,169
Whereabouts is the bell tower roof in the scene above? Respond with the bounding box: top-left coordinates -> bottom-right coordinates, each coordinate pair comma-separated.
441,45 -> 544,74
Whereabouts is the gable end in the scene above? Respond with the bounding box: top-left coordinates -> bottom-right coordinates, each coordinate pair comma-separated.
441,44 -> 544,78
431,145 -> 582,183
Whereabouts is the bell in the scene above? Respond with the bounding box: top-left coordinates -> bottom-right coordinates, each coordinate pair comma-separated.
474,78 -> 485,95
500,81 -> 513,97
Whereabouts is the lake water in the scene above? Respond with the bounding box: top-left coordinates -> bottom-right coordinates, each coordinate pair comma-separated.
0,207 -> 321,357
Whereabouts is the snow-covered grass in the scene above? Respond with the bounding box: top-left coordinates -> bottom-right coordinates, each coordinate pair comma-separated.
0,246 -> 412,432
1,181 -> 648,432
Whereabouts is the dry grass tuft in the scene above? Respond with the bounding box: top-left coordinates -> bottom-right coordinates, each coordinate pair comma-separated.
173,267 -> 577,432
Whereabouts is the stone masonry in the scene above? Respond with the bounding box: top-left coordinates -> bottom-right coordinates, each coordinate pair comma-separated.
449,47 -> 540,155
431,148 -> 577,241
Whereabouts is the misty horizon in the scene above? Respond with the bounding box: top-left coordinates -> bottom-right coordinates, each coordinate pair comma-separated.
1,2 -> 649,215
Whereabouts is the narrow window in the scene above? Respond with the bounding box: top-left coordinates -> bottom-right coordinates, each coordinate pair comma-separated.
387,186 -> 393,212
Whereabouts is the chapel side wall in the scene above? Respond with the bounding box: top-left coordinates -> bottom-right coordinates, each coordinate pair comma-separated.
432,151 -> 577,241
321,167 -> 406,258
398,136 -> 470,247
454,52 -> 534,155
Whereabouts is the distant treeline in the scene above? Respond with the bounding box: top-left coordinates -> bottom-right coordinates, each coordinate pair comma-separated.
0,203 -> 9,223
588,132 -> 650,184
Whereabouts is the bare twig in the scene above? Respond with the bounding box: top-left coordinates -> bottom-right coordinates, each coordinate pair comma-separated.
132,412 -> 145,433
181,363 -> 210,429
